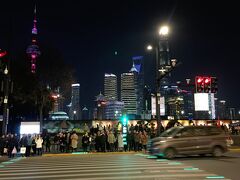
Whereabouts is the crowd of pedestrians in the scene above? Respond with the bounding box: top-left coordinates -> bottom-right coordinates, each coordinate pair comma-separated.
0,133 -> 44,158
41,123 -> 153,153
0,134 -> 19,158
0,131 -> 81,158
0,121 -> 183,158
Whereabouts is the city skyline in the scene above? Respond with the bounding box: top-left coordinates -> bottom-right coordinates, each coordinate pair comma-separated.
0,1 -> 239,108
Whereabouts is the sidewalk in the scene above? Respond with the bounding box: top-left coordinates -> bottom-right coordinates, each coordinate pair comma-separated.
0,156 -> 9,163
43,151 -> 137,157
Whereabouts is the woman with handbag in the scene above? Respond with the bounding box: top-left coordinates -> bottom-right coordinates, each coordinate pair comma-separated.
7,134 -> 16,158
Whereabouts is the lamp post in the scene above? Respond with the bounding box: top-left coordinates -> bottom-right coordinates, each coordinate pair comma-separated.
0,49 -> 9,135
147,25 -> 180,136
3,66 -> 9,135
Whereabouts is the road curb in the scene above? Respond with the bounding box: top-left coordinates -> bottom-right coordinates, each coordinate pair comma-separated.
43,152 -> 137,157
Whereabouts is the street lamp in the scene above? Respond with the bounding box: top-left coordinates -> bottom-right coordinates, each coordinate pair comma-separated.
146,25 -> 180,136
159,26 -> 169,36
0,49 -> 9,135
147,45 -> 153,50
73,110 -> 77,120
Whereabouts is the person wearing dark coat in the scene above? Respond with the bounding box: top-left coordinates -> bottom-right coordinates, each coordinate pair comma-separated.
19,135 -> 28,157
82,133 -> 89,152
128,131 -> 134,151
99,131 -> 106,152
44,134 -> 51,153
0,135 -> 6,156
7,134 -> 18,158
95,131 -> 101,152
59,134 -> 66,153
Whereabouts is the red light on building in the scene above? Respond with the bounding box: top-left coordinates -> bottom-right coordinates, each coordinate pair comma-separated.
0,50 -> 7,58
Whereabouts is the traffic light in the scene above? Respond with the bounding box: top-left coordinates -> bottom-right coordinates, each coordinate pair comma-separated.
195,76 -> 218,93
203,77 -> 211,93
211,77 -> 218,93
195,76 -> 204,93
121,115 -> 129,146
121,115 -> 128,127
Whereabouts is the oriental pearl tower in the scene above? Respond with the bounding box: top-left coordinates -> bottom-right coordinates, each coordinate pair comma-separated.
26,5 -> 41,73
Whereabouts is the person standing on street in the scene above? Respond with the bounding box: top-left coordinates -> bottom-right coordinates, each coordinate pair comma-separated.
141,131 -> 148,153
36,134 -> 43,156
44,134 -> 51,153
82,133 -> 89,152
59,134 -> 66,153
108,131 -> 116,152
117,132 -> 124,152
70,132 -> 79,152
134,131 -> 139,152
0,135 -> 6,156
7,134 -> 16,158
100,131 -> 106,152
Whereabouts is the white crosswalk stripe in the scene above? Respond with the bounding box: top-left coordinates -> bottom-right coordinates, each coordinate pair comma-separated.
0,154 -> 230,180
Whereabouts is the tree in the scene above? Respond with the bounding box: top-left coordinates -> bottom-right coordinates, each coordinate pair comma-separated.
10,46 -> 76,125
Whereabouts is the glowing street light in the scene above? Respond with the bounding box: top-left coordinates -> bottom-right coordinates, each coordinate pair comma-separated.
73,110 -> 77,120
147,45 -> 153,51
159,26 -> 169,36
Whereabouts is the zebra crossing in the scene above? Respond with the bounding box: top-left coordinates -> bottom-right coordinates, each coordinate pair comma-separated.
0,153 -> 230,180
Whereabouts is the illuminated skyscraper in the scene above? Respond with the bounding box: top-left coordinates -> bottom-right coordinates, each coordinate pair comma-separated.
105,101 -> 124,120
82,106 -> 90,120
132,56 -> 144,116
104,73 -> 117,101
69,84 -> 80,120
121,73 -> 137,115
95,92 -> 107,120
26,5 -> 41,73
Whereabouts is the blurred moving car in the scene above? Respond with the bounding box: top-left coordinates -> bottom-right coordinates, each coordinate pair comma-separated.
148,126 -> 233,159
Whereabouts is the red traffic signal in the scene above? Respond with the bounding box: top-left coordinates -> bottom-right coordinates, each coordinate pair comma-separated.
195,76 -> 217,93
197,77 -> 203,83
204,77 -> 211,84
203,77 -> 211,93
195,76 -> 204,93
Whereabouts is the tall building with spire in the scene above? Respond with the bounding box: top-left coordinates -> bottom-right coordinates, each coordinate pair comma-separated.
132,56 -> 144,116
26,4 -> 41,73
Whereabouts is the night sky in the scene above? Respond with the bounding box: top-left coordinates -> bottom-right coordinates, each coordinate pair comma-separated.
0,1 -> 239,109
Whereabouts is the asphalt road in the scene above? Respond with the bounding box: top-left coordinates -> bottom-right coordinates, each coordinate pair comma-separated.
173,150 -> 240,180
0,152 -> 233,180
